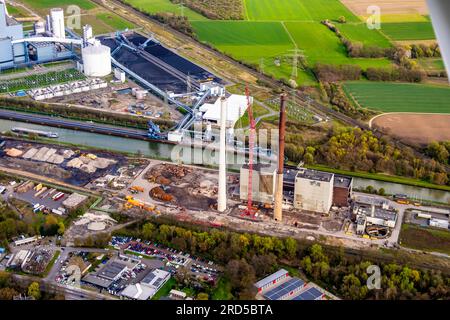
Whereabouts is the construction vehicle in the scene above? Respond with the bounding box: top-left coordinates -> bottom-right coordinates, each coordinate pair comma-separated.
34,183 -> 43,191
129,186 -> 144,193
124,195 -> 156,212
148,121 -> 162,139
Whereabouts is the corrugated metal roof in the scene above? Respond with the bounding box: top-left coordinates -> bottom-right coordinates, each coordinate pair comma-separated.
255,269 -> 288,288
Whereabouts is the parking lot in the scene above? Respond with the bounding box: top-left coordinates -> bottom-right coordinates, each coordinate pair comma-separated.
110,236 -> 220,282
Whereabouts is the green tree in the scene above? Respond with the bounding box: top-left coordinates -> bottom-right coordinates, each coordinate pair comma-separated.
27,282 -> 41,300
197,292 -> 209,300
284,237 -> 297,258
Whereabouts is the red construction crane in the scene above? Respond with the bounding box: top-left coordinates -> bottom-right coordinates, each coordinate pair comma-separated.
242,86 -> 257,218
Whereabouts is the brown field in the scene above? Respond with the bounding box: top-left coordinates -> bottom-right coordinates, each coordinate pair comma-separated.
341,0 -> 428,16
372,113 -> 450,145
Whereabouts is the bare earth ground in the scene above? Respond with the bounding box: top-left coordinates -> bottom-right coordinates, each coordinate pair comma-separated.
372,113 -> 450,145
341,0 -> 428,16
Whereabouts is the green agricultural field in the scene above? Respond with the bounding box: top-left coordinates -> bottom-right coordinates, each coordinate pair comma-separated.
95,13 -> 136,31
381,22 -> 436,40
284,22 -> 391,68
417,58 -> 446,72
122,0 -> 208,21
338,24 -> 392,48
20,0 -> 95,10
343,82 -> 450,113
245,0 -> 359,22
6,4 -> 29,17
192,21 -> 320,84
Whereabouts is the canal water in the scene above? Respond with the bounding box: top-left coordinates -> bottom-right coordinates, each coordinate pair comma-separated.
0,119 -> 449,204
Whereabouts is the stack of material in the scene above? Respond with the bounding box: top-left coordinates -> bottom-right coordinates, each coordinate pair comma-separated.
91,157 -> 116,169
22,148 -> 39,159
47,154 -> 65,164
6,148 -> 23,157
40,148 -> 57,162
16,181 -> 34,193
32,147 -> 49,161
67,157 -> 84,169
80,164 -> 97,174
62,150 -> 75,159
150,187 -> 173,202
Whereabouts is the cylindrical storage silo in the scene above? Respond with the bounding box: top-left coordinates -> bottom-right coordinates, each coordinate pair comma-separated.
82,44 -> 112,77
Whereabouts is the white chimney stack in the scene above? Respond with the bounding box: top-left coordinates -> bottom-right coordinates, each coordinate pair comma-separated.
217,97 -> 227,212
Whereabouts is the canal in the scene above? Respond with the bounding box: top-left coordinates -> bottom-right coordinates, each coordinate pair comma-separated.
0,119 -> 448,204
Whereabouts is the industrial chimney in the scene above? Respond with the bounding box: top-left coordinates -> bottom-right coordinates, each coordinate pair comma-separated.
217,97 -> 227,212
273,94 -> 287,221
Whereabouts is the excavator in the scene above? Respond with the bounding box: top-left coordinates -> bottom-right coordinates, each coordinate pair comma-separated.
124,195 -> 159,214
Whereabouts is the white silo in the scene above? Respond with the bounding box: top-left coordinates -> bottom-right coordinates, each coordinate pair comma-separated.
82,42 -> 112,77
50,8 -> 65,39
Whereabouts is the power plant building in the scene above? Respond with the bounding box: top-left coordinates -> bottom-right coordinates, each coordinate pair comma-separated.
50,8 -> 65,39
293,169 -> 334,214
332,175 -> 353,207
240,164 -> 276,205
0,2 -> 25,69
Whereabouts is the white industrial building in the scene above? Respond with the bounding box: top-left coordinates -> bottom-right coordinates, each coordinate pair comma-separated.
240,164 -> 277,205
27,78 -> 107,100
294,169 -> 334,214
121,269 -> 171,300
200,94 -> 251,127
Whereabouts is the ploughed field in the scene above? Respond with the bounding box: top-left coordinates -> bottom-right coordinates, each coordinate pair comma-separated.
372,113 -> 450,145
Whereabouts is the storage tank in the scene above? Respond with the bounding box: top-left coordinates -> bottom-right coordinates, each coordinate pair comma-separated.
82,42 -> 112,77
50,8 -> 65,39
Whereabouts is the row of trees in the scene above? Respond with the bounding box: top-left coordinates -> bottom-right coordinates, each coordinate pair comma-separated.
170,0 -> 244,20
314,63 -> 362,82
410,43 -> 441,59
300,244 -> 450,300
282,124 -> 450,186
426,141 -> 450,165
365,66 -> 426,82
151,13 -> 195,37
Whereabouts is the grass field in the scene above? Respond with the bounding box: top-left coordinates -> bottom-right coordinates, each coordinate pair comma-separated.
17,0 -> 136,35
95,13 -> 136,31
338,23 -> 392,47
123,0 -> 208,21
417,58 -> 446,72
400,224 -> 450,255
6,4 -> 29,17
20,0 -> 95,10
381,22 -> 436,40
245,0 -> 360,22
284,22 -> 391,68
343,82 -> 450,113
